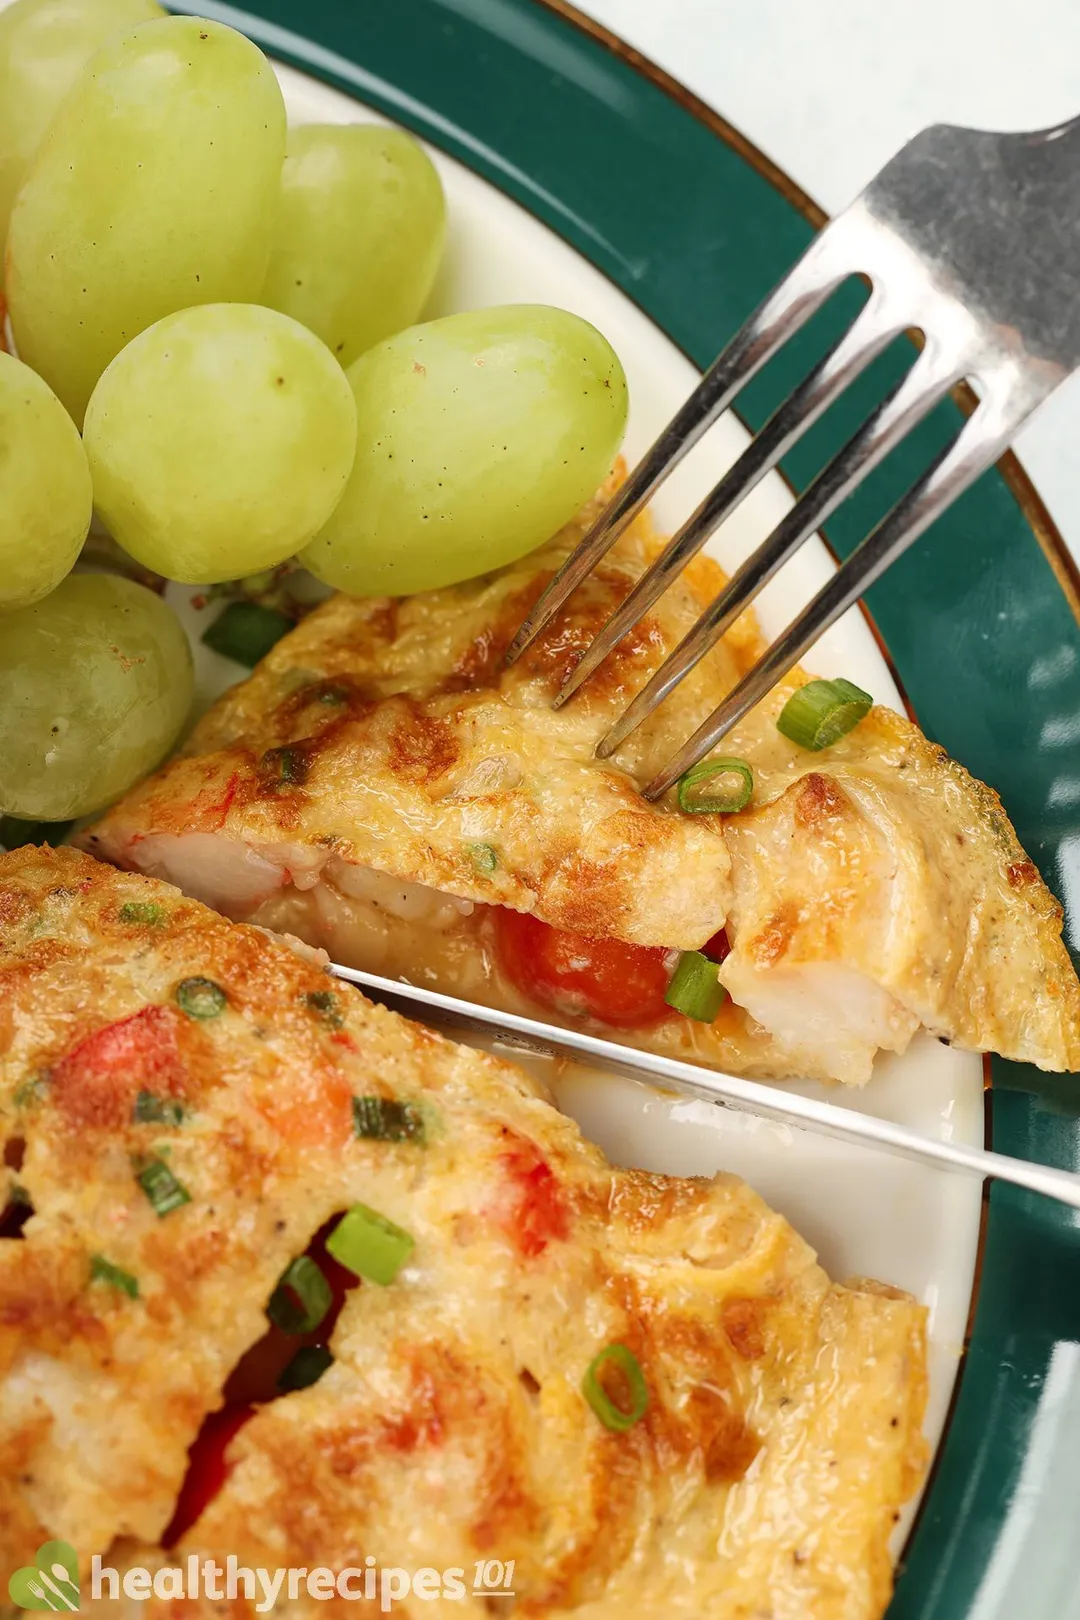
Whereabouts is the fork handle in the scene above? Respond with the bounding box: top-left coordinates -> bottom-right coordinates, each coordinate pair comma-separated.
874,112 -> 1080,370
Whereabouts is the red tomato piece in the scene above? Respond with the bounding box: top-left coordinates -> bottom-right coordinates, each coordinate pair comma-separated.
163,1405 -> 254,1546
165,1219 -> 363,1537
493,910 -> 672,1029
499,1133 -> 570,1258
50,1005 -> 185,1129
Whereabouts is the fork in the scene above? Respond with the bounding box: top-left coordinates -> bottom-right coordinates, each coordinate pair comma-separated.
505,113 -> 1080,799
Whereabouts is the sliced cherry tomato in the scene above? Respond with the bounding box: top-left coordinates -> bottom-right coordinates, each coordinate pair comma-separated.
493,909 -> 672,1029
163,1404 -> 254,1546
703,927 -> 731,964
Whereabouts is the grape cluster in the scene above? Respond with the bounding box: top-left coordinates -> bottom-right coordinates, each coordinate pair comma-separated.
0,1 -> 627,823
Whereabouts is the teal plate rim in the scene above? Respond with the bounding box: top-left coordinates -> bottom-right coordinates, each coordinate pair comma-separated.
166,3 -> 1080,1614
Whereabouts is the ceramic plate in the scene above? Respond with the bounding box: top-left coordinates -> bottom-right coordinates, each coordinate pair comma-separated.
48,0 -> 1080,1612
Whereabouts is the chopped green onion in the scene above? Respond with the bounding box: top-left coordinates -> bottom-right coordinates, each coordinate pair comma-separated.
90,1254 -> 139,1299
304,988 -> 343,1028
267,1255 -> 333,1334
14,1076 -> 47,1108
677,757 -> 753,814
133,1091 -> 185,1126
326,1203 -> 414,1286
119,901 -> 166,926
136,1157 -> 191,1217
467,842 -> 499,874
261,744 -> 308,786
664,950 -> 727,1023
202,601 -> 293,668
0,816 -> 73,851
352,1095 -> 425,1143
278,1343 -> 334,1392
312,681 -> 350,706
8,1183 -> 31,1207
582,1343 -> 649,1432
776,678 -> 873,751
175,977 -> 228,1019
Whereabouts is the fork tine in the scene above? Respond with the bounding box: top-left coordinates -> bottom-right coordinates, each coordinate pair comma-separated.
551,295 -> 910,711
641,398 -> 1020,801
596,342 -> 963,757
503,235 -> 851,667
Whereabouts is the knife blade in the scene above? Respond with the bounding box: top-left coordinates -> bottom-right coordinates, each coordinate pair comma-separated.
328,958 -> 1080,1211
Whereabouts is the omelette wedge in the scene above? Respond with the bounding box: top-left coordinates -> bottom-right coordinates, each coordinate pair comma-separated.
1,845 -> 926,1619
80,482 -> 1080,1083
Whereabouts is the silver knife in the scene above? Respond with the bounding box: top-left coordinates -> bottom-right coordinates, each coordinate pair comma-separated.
329,959 -> 1080,1212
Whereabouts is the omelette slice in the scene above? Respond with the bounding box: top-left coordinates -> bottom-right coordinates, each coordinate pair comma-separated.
0,846 -> 927,1620
80,482 -> 1080,1083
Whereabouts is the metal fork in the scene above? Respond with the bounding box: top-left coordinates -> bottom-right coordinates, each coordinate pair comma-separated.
506,114 -> 1080,799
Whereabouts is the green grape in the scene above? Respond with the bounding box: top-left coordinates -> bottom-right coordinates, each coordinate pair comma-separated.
0,0 -> 164,260
299,305 -> 628,596
83,304 -> 358,584
5,16 -> 285,423
0,351 -> 92,611
261,123 -> 446,369
0,574 -> 193,820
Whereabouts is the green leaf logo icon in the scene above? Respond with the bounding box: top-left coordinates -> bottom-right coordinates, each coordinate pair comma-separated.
8,1541 -> 80,1611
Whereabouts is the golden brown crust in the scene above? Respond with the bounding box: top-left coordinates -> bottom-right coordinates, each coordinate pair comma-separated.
81,479 -> 744,950
0,847 -> 927,1619
718,690 -> 1080,1074
79,476 -> 1080,1076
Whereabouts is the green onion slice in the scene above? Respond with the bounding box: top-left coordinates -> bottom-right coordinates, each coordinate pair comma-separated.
677,757 -> 753,814
136,1157 -> 191,1217
277,1343 -> 333,1392
353,1095 -> 425,1143
664,950 -> 727,1023
175,977 -> 228,1019
467,842 -> 499,874
326,1203 -> 414,1286
90,1254 -> 139,1299
261,744 -> 308,786
8,1183 -> 31,1208
14,1077 -> 47,1108
202,601 -> 294,668
582,1343 -> 649,1432
133,1091 -> 185,1126
267,1255 -> 333,1334
119,901 -> 166,926
304,988 -> 343,1028
776,678 -> 873,751
311,680 -> 351,706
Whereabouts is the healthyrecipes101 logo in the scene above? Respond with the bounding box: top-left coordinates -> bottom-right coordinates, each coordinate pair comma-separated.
9,1545 -> 518,1612
9,1542 -> 80,1611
